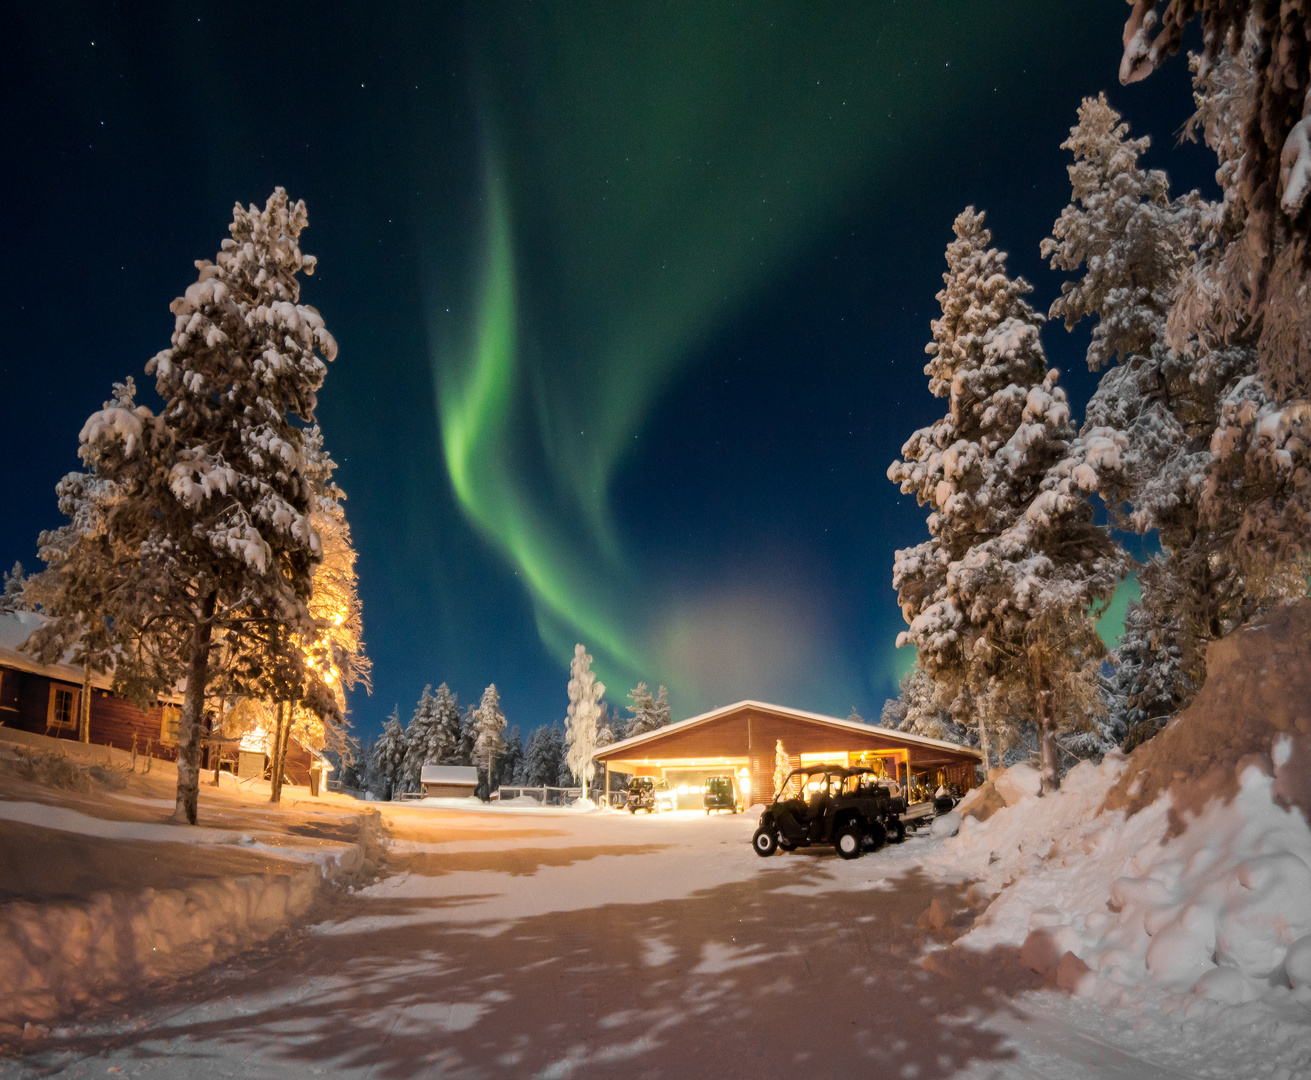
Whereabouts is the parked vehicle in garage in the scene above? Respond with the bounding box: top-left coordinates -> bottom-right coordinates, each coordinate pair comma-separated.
751,766 -> 906,859
627,777 -> 677,813
702,774 -> 741,814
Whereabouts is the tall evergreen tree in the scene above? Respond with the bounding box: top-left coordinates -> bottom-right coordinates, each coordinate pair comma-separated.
370,707 -> 407,799
889,207 -> 1124,788
472,683 -> 507,795
626,682 -> 658,736
26,191 -> 339,823
522,724 -> 564,786
652,685 -> 672,729
401,685 -> 441,793
497,726 -> 524,786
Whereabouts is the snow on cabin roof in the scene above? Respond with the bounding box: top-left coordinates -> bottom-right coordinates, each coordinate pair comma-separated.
420,765 -> 479,785
593,699 -> 984,762
0,609 -> 118,692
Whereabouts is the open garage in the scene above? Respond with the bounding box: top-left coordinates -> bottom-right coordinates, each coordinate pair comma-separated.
593,700 -> 983,808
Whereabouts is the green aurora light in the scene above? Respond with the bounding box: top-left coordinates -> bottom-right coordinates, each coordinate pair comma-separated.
433,2 -> 1119,714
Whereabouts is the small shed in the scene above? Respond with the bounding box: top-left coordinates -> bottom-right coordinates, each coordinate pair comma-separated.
420,764 -> 479,798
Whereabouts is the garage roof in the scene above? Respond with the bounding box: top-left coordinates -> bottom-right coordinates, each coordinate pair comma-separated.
593,699 -> 982,762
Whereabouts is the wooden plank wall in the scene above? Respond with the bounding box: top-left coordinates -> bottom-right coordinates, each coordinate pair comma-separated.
2,662 -> 322,787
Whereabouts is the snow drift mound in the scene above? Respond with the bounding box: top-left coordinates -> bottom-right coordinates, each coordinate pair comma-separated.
932,600 -> 1311,1027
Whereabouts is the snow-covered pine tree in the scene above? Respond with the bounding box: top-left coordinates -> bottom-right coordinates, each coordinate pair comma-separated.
27,191 -> 339,824
595,703 -> 616,748
400,685 -> 441,793
952,433 -> 1126,789
626,683 -> 658,736
606,703 -> 629,743
1121,2 -> 1311,400
522,724 -> 564,786
457,702 -> 478,766
1041,93 -> 1254,710
472,683 -> 507,796
653,685 -> 672,729
498,726 -> 523,786
0,563 -> 31,614
563,643 -> 605,797
422,683 -> 462,765
885,666 -> 968,745
889,208 -> 1058,774
370,707 -> 407,799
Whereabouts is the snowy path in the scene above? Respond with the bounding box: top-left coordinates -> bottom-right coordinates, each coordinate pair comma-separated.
0,808 -> 1239,1078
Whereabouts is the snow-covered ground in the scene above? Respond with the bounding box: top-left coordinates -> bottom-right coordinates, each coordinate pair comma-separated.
5,792 -> 1306,1078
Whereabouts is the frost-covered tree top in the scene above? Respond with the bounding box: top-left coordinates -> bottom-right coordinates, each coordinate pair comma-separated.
626,682 -> 658,736
653,685 -> 671,729
890,208 -> 1056,547
0,562 -> 30,614
1043,93 -> 1201,373
473,683 -> 507,776
1122,2 -> 1311,401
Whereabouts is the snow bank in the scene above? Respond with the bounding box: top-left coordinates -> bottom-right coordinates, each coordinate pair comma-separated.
951,754 -> 1311,1006
0,864 -> 321,1028
929,601 -> 1311,1050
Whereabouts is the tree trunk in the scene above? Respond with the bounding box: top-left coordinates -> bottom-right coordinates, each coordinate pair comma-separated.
79,672 -> 91,744
172,590 -> 218,825
1031,648 -> 1061,795
977,713 -> 993,780
270,700 -> 289,804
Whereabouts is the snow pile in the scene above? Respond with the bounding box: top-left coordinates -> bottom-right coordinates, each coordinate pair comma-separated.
0,864 -> 322,1027
927,600 -> 1311,1055
949,752 -> 1311,1008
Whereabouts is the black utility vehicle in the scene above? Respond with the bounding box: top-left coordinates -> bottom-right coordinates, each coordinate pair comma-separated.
751,766 -> 907,859
702,774 -> 740,814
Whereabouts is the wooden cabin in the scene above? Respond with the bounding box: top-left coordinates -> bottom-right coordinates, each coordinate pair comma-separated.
420,764 -> 479,798
0,610 -> 329,790
593,699 -> 983,807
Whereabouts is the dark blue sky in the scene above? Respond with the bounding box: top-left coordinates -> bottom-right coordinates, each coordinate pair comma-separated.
1,3 -> 1215,743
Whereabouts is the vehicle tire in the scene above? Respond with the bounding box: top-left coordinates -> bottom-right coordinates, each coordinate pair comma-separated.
864,819 -> 887,852
834,821 -> 862,860
752,828 -> 779,857
888,818 -> 906,844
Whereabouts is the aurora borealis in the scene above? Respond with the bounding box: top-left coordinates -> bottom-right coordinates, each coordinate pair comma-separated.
3,2 -> 1212,738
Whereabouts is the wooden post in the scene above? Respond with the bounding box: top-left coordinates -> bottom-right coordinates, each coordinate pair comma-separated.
604,761 -> 610,808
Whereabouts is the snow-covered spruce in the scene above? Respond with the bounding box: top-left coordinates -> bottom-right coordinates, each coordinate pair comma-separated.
1121,1 -> 1311,404
472,683 -> 507,796
400,683 -> 461,793
24,190 -> 341,824
370,708 -> 408,800
889,207 -> 1124,788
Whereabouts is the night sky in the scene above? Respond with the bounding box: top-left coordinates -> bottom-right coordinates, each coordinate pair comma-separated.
2,3 -> 1217,743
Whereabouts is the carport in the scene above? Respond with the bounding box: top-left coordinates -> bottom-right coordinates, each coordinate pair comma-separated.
593,700 -> 983,807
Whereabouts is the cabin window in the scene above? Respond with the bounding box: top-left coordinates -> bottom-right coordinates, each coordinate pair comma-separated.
47,685 -> 79,729
160,706 -> 181,746
0,669 -> 18,712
